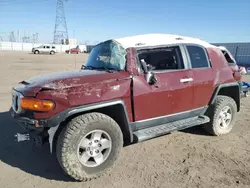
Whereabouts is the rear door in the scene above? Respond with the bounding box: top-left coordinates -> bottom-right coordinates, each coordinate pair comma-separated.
184,45 -> 214,109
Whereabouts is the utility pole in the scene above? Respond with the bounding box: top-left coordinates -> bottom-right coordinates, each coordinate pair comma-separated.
36,33 -> 39,43
9,31 -> 16,42
22,32 -> 30,43
17,29 -> 19,42
53,0 -> 69,44
32,32 -> 39,43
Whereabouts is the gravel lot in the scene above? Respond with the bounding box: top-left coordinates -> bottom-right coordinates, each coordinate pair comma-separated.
0,51 -> 250,188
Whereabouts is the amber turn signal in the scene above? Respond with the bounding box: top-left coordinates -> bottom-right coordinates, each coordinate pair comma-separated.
20,98 -> 55,112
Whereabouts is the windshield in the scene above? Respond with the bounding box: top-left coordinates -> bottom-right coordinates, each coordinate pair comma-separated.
84,41 -> 126,70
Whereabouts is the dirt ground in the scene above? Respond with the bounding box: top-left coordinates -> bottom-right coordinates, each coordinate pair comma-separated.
0,51 -> 250,188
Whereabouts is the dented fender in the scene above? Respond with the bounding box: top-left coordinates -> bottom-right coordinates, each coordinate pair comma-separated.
47,100 -> 133,153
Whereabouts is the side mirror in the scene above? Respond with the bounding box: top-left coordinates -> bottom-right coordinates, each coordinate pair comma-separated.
146,64 -> 154,72
140,59 -> 157,85
141,59 -> 154,73
145,71 -> 158,85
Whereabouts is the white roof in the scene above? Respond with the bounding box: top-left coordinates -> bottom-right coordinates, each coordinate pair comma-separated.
115,33 -> 215,49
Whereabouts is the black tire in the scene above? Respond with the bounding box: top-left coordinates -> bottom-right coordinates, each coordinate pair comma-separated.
203,95 -> 237,136
34,50 -> 39,54
56,112 -> 123,181
50,51 -> 55,55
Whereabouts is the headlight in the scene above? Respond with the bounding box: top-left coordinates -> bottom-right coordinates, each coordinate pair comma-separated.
12,90 -> 23,113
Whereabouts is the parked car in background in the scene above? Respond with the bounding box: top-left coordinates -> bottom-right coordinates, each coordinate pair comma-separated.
32,45 -> 57,55
65,47 -> 81,54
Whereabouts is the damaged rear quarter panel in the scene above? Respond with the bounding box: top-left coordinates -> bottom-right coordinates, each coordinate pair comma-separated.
207,47 -> 237,85
34,73 -> 132,121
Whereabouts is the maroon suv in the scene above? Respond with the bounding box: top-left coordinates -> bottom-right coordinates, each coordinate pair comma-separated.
11,34 -> 242,181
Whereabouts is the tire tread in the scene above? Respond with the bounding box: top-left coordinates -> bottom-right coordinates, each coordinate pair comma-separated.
56,112 -> 123,181
204,95 -> 237,136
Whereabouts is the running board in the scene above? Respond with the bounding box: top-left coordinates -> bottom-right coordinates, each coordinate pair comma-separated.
133,115 -> 210,142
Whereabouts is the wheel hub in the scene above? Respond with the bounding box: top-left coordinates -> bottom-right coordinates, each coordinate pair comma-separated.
218,106 -> 232,128
86,140 -> 102,157
77,130 -> 112,167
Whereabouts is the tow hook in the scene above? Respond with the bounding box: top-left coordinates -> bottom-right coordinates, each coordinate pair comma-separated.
14,132 -> 45,147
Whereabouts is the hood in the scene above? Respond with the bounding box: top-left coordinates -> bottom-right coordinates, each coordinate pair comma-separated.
14,70 -> 131,96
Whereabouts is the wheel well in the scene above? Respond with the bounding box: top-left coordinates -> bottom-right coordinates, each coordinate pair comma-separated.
52,104 -> 132,153
216,86 -> 240,111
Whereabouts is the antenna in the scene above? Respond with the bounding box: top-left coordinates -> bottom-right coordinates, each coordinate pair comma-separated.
53,0 -> 69,44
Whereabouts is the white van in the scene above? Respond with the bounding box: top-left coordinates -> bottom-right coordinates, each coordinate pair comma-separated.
76,45 -> 87,53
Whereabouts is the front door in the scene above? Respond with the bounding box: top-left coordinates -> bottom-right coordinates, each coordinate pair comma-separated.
132,45 -> 194,130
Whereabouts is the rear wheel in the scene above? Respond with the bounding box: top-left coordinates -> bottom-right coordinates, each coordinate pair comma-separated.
204,95 -> 237,136
34,50 -> 39,54
50,51 -> 55,55
56,112 -> 123,181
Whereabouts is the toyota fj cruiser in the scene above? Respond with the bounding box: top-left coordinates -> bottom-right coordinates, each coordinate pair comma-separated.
11,34 -> 242,181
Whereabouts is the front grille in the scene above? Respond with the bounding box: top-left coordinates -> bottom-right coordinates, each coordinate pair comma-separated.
12,90 -> 23,113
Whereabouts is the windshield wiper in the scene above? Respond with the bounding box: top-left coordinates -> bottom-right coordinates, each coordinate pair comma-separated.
81,65 -> 96,70
81,65 -> 115,73
97,66 -> 115,73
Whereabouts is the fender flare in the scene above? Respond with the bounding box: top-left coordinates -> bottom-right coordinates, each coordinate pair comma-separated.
209,82 -> 240,110
47,100 -> 133,153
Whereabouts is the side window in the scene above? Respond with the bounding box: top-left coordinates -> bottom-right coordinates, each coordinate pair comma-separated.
52,46 -> 55,49
138,46 -> 184,71
186,46 -> 210,68
46,46 -> 50,49
221,50 -> 235,64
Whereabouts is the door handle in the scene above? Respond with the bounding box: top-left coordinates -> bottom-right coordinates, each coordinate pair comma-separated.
180,78 -> 193,83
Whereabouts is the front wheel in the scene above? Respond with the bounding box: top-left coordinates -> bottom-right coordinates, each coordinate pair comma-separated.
203,95 -> 237,136
56,112 -> 123,181
50,51 -> 55,55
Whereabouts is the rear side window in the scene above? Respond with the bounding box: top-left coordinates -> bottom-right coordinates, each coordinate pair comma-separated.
221,50 -> 235,64
52,46 -> 56,49
186,46 -> 210,68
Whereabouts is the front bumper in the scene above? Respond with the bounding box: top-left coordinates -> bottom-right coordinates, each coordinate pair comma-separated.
11,108 -> 44,131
